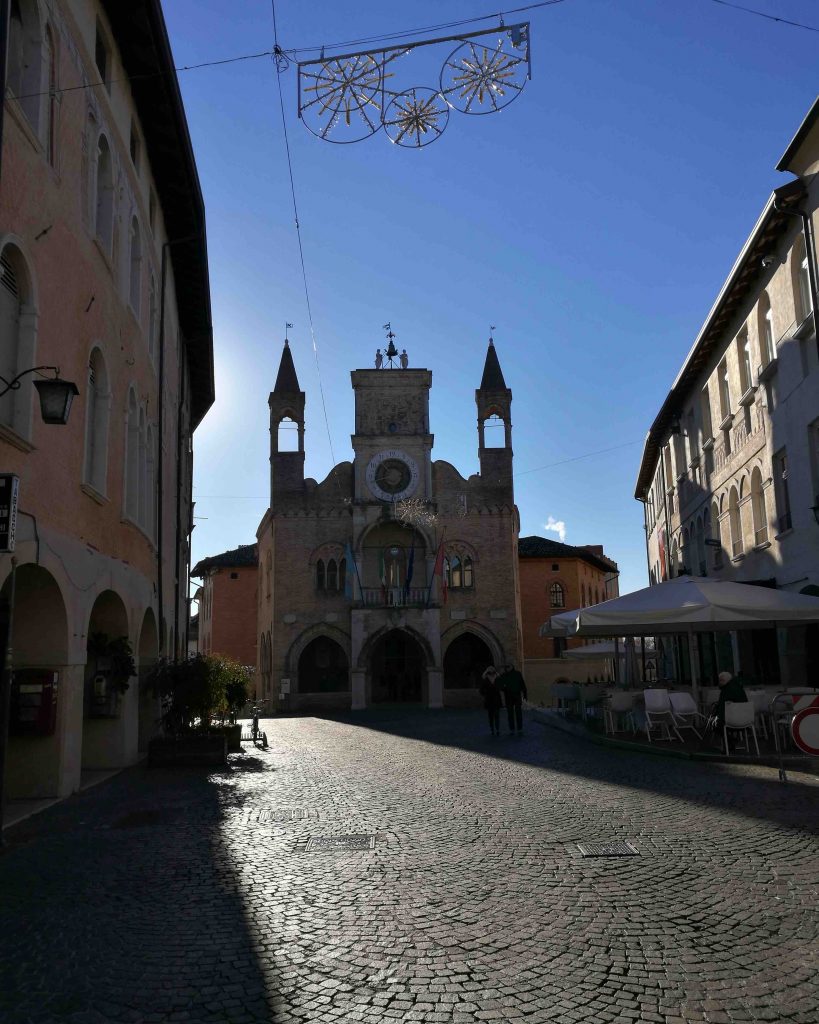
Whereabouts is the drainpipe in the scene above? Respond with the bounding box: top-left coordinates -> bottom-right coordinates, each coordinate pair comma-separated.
0,0 -> 10,188
639,497 -> 651,585
158,234 -> 201,657
173,340 -> 187,658
659,445 -> 673,579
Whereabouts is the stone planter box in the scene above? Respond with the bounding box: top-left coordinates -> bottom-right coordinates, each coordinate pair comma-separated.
209,724 -> 242,753
147,735 -> 227,767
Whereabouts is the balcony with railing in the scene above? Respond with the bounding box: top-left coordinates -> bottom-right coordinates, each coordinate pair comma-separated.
358,586 -> 431,609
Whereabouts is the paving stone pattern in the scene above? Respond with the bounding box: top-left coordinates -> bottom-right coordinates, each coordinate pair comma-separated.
2,709 -> 818,1023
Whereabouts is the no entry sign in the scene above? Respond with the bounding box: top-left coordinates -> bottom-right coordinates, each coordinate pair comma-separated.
791,698 -> 819,756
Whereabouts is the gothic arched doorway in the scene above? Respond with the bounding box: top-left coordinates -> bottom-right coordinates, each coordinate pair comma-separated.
298,637 -> 349,693
444,633 -> 494,691
370,629 -> 425,704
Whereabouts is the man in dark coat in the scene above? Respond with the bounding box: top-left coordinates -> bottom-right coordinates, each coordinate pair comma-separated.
499,663 -> 528,735
480,667 -> 503,736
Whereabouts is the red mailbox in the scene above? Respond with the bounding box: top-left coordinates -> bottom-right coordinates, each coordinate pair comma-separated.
10,669 -> 59,736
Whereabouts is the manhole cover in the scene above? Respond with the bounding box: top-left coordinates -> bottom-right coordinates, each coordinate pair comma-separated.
246,809 -> 307,823
577,841 -> 638,857
305,835 -> 375,852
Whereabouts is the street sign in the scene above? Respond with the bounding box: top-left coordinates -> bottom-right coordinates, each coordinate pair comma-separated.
791,699 -> 819,756
0,474 -> 19,552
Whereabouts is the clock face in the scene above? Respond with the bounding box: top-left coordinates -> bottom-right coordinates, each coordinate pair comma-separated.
365,449 -> 420,502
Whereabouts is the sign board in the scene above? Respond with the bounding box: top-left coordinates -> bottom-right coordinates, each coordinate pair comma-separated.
280,678 -> 291,694
791,699 -> 819,756
0,474 -> 20,552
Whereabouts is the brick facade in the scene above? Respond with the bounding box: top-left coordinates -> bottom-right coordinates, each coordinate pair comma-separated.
256,339 -> 523,711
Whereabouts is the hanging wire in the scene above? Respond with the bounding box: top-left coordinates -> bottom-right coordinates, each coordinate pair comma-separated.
269,0 -> 341,489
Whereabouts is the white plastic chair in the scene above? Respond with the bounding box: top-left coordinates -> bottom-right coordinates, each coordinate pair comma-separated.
603,692 -> 636,735
669,691 -> 706,738
745,688 -> 771,740
643,688 -> 683,743
724,700 -> 760,756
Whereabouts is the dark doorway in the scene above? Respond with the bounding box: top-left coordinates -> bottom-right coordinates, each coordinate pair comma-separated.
370,630 -> 424,703
298,637 -> 349,693
444,633 -> 493,690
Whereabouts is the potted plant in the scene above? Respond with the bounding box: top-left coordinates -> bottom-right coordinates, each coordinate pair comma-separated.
86,633 -> 136,718
207,655 -> 251,752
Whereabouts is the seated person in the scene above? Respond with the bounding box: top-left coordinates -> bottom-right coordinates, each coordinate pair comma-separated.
714,670 -> 747,728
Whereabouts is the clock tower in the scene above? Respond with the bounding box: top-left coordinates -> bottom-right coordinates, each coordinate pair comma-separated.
351,367 -> 433,503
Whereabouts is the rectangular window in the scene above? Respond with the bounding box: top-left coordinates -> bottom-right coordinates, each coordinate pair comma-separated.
95,22 -> 110,91
774,450 -> 792,534
129,121 -> 140,172
763,307 -> 775,364
718,358 -> 731,420
737,331 -> 752,394
700,384 -> 713,443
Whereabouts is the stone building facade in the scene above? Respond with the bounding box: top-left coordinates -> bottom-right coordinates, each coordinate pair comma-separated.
192,544 -> 258,667
635,97 -> 819,686
0,1 -> 213,802
256,339 -> 522,711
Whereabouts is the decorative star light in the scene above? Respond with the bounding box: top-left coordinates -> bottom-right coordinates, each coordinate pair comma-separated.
440,38 -> 528,115
395,497 -> 438,528
297,22 -> 531,147
383,88 -> 449,148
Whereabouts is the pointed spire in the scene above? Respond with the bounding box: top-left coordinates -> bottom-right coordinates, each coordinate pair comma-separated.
480,338 -> 507,390
274,339 -> 301,393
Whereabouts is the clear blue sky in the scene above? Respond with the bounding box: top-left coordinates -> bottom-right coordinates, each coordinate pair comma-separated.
163,0 -> 819,598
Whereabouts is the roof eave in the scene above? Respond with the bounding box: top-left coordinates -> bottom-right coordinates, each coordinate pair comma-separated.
776,95 -> 819,172
633,179 -> 806,499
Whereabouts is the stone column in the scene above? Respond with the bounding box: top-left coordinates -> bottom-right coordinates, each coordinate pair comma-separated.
351,669 -> 367,710
427,667 -> 443,708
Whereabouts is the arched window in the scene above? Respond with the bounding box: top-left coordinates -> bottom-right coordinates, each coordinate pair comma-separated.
443,556 -> 451,588
0,243 -> 36,437
316,559 -> 325,590
462,556 -> 473,588
550,582 -> 565,608
696,516 -> 706,576
277,415 -> 299,452
326,559 -> 338,591
138,406 -> 147,528
759,291 -> 775,365
125,390 -> 139,521
44,25 -> 58,165
450,555 -> 462,589
95,134 -> 114,254
339,558 -> 347,594
729,486 -> 742,558
146,424 -> 156,538
483,413 -> 505,448
751,467 -> 767,546
148,275 -> 158,363
83,348 -> 110,495
793,235 -> 812,323
129,217 -> 142,315
7,1 -> 42,131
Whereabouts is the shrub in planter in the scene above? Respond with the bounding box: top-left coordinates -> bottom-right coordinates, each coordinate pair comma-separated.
86,633 -> 136,718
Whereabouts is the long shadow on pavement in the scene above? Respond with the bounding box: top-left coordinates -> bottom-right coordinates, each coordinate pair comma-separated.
0,753 -> 278,1024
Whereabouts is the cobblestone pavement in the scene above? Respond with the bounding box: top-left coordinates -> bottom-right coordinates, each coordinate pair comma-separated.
2,710 -> 819,1024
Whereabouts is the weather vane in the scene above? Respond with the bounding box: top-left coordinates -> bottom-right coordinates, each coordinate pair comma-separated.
297,22 -> 531,149
285,321 -> 293,341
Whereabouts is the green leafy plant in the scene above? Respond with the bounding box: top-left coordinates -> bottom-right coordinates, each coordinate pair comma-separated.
87,633 -> 136,693
149,654 -> 251,735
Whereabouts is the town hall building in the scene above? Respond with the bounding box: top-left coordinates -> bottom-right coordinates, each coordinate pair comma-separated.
256,338 -> 523,711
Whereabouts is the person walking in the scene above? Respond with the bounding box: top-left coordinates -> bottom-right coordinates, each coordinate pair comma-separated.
500,662 -> 527,735
480,666 -> 503,736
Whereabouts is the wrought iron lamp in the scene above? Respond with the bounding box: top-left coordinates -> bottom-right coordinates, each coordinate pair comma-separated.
811,502 -> 819,526
0,366 -> 79,425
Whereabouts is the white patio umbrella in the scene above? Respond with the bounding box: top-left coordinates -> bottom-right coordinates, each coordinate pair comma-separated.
544,577 -> 819,700
549,576 -> 819,637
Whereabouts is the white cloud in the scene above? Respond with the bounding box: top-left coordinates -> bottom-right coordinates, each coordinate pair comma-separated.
543,516 -> 567,543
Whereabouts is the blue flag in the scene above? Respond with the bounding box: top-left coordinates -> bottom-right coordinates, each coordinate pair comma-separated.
344,542 -> 355,599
